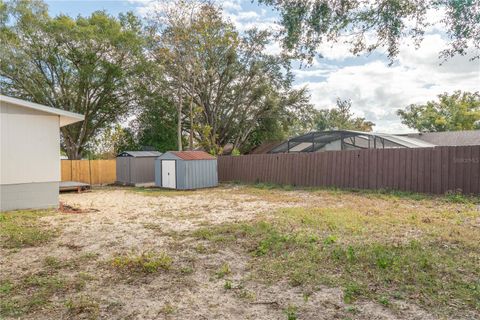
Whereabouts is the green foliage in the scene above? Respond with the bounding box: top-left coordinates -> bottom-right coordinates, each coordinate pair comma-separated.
314,99 -> 375,132
0,210 -> 57,248
224,280 -> 233,290
397,91 -> 480,132
87,124 -> 138,159
0,1 -> 148,159
160,302 -> 176,315
0,272 -> 88,317
215,263 -> 231,279
131,95 -> 178,152
153,3 -> 312,153
64,295 -> 100,320
110,251 -> 173,274
0,280 -> 13,294
343,282 -> 363,304
283,305 -> 298,320
258,0 -> 479,62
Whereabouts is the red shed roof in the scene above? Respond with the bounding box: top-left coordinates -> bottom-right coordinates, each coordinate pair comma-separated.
170,151 -> 216,160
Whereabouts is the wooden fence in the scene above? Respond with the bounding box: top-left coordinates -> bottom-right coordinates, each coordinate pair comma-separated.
218,146 -> 480,194
61,160 -> 116,185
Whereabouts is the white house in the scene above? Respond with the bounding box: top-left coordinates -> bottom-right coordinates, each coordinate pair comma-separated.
0,95 -> 84,211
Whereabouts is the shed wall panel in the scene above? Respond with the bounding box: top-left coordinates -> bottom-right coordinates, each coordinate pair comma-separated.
155,159 -> 161,186
184,160 -> 218,189
116,157 -> 131,184
131,157 -> 156,184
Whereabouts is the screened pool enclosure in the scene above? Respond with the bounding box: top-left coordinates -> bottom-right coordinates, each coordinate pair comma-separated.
269,130 -> 435,153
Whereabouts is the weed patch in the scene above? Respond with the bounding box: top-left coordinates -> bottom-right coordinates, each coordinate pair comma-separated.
110,251 -> 172,274
65,295 -> 100,319
192,205 -> 480,317
0,272 -> 89,317
0,210 -> 57,248
131,187 -> 196,197
215,263 -> 231,279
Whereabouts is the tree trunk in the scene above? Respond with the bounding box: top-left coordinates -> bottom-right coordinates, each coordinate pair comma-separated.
64,143 -> 82,160
189,97 -> 193,150
61,129 -> 83,160
177,93 -> 183,151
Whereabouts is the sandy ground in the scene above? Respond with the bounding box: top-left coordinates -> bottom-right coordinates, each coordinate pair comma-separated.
0,186 -> 439,320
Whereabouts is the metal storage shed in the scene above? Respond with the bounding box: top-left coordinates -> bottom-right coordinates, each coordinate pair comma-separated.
116,151 -> 162,186
155,151 -> 218,190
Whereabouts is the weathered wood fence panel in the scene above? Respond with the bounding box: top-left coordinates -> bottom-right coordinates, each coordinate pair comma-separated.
61,160 -> 116,185
218,146 -> 480,194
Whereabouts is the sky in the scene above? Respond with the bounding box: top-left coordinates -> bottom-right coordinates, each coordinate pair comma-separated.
45,0 -> 480,133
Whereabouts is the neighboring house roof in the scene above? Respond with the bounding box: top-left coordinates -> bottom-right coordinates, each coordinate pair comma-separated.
374,133 -> 436,148
170,151 -> 216,160
249,141 -> 283,154
117,151 -> 162,157
0,95 -> 84,127
402,131 -> 480,146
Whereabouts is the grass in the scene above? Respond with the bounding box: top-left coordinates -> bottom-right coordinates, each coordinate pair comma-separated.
0,272 -> 88,317
110,251 -> 173,274
43,252 -> 100,270
215,262 -> 231,279
283,305 -> 298,320
65,295 -> 100,320
130,187 -> 197,197
0,210 -> 58,248
192,201 -> 480,317
233,181 -> 480,204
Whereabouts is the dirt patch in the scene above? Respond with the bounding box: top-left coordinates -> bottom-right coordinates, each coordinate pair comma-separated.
59,202 -> 99,214
1,185 -> 474,319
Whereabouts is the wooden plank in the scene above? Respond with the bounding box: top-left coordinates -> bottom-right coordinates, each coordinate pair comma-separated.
359,150 -> 366,189
405,149 -> 412,191
411,149 -> 418,193
370,149 -> 378,189
472,146 -> 480,194
386,149 -> 393,190
343,151 -> 348,188
463,146 -> 472,194
398,149 -> 406,191
432,148 -> 442,194
448,147 -> 457,193
61,160 -> 71,181
423,148 -> 433,193
418,149 -> 426,193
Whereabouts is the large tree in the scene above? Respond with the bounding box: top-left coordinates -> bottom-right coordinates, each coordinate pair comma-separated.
314,99 -> 375,132
397,91 -> 480,132
148,0 -> 202,151
0,0 -> 147,159
152,3 -> 312,154
259,0 -> 480,62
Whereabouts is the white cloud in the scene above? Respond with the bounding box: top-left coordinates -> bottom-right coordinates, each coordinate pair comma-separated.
220,0 -> 242,11
297,34 -> 480,133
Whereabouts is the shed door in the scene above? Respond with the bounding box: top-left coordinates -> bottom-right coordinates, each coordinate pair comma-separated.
162,160 -> 176,189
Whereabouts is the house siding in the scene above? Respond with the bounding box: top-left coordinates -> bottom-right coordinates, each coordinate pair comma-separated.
0,182 -> 59,211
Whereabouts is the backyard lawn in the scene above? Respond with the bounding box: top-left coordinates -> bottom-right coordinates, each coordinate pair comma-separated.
0,184 -> 479,320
